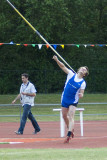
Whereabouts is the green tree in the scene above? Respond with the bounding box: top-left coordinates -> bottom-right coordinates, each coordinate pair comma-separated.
0,0 -> 106,93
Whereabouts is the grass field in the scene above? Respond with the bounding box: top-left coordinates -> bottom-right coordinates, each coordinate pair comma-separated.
0,148 -> 107,160
0,94 -> 107,122
0,93 -> 107,103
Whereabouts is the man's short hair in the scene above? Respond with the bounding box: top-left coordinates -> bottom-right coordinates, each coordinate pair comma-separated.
21,73 -> 29,78
84,66 -> 89,76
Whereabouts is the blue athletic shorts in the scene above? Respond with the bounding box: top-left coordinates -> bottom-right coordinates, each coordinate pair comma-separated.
61,101 -> 77,108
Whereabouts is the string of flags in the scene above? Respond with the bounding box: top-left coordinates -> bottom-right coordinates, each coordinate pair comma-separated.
0,42 -> 106,49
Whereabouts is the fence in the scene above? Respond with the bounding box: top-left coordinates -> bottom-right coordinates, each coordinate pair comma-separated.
0,103 -> 107,122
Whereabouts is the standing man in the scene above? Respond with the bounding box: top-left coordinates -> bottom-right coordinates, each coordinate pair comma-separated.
53,55 -> 89,143
12,73 -> 40,135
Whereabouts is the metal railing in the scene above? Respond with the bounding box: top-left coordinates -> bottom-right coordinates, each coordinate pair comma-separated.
0,103 -> 107,120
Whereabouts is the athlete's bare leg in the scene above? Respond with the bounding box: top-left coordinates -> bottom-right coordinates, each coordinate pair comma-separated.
68,105 -> 76,132
64,105 -> 76,143
61,107 -> 69,128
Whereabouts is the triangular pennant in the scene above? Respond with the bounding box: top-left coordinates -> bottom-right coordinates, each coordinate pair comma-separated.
24,44 -> 28,47
84,45 -> 87,48
32,44 -> 36,47
0,43 -> 4,45
46,44 -> 49,48
99,45 -> 103,47
38,44 -> 42,49
53,45 -> 57,50
61,45 -> 64,49
10,41 -> 14,44
76,45 -> 80,48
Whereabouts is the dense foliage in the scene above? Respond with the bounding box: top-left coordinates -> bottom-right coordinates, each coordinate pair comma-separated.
0,0 -> 107,94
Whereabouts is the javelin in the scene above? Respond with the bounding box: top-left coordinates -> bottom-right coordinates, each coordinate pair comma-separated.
6,0 -> 76,73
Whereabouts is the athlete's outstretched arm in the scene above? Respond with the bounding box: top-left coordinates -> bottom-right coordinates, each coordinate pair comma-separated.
53,55 -> 70,74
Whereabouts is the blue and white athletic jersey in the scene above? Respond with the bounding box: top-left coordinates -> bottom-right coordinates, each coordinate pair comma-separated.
61,69 -> 86,108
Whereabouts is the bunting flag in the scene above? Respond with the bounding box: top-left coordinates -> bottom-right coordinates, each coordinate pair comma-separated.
76,45 -> 80,48
53,45 -> 57,50
0,42 -> 106,49
46,44 -> 49,48
38,44 -> 42,49
32,44 -> 36,47
0,43 -> 4,45
60,45 -> 64,49
84,45 -> 87,48
24,44 -> 28,47
9,41 -> 14,44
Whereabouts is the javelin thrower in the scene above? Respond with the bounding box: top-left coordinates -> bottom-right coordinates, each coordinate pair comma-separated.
53,55 -> 89,143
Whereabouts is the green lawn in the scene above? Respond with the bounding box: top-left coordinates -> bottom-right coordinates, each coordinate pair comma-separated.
0,94 -> 107,122
0,148 -> 107,160
0,93 -> 107,104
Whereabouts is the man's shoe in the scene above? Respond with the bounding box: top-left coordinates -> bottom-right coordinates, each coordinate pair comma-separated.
33,130 -> 40,135
14,131 -> 23,135
64,136 -> 71,143
71,129 -> 74,138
